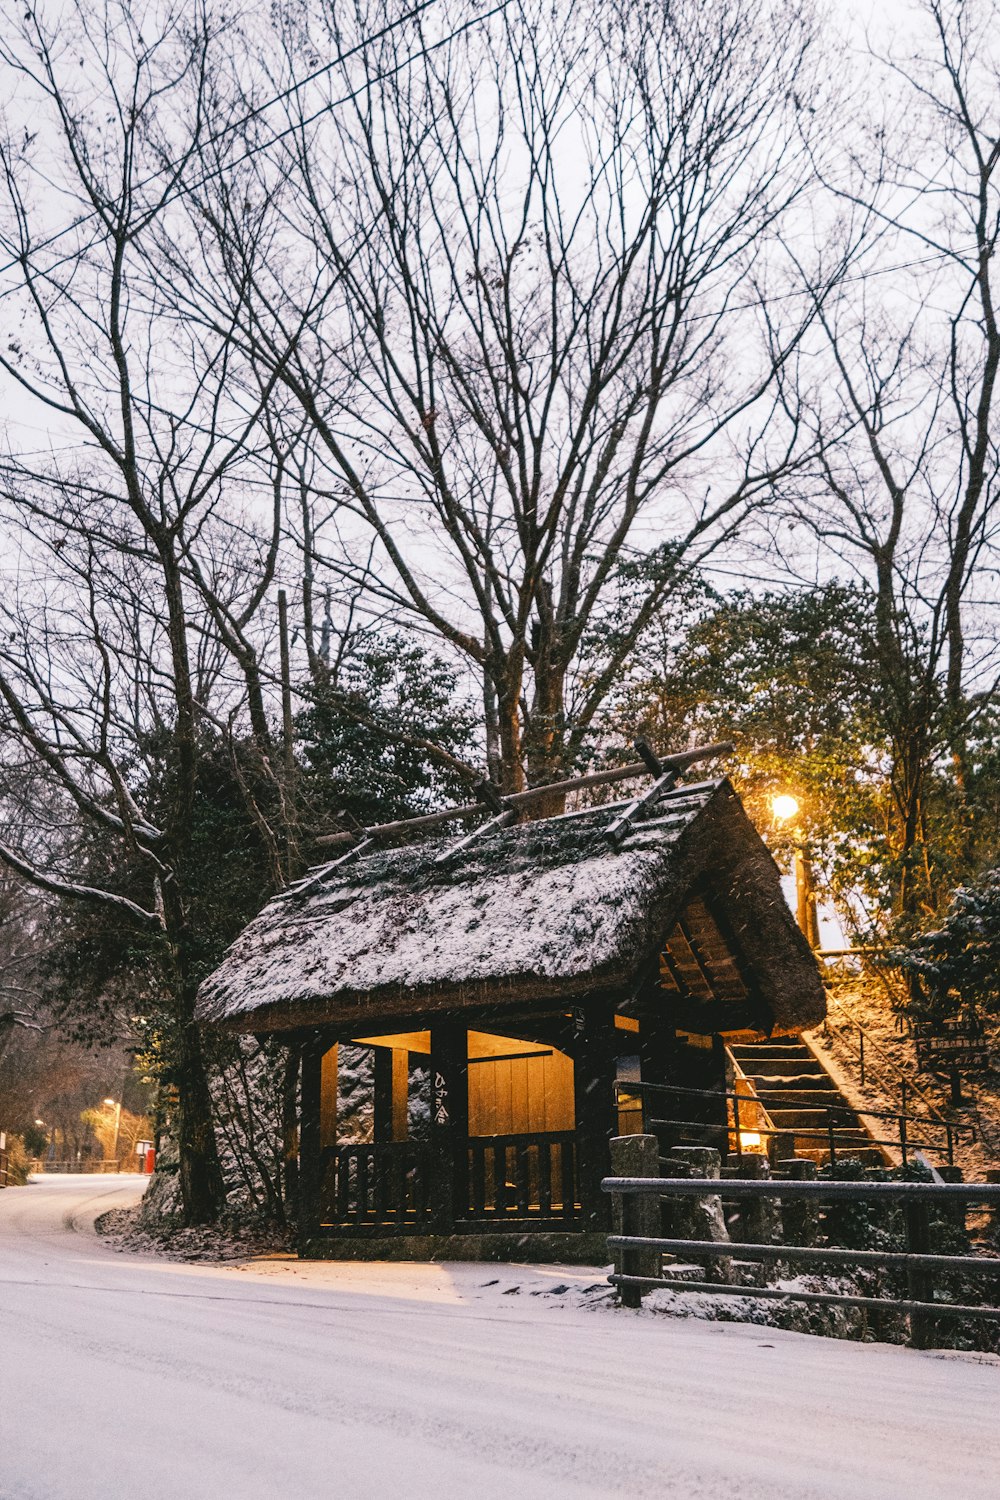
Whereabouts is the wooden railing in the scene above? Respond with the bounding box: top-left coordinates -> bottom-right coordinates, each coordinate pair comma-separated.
318,1131 -> 580,1232
604,1172 -> 1000,1347
26,1159 -> 124,1174
725,1048 -> 780,1155
462,1131 -> 578,1223
620,1077 -> 970,1168
320,1141 -> 433,1228
821,990 -> 953,1122
817,996 -> 976,1157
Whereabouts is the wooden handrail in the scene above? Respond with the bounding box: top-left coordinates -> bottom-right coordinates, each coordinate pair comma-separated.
821,997 -> 951,1128
725,1047 -> 780,1158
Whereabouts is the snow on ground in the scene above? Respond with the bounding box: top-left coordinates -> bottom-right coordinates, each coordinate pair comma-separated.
1,1175 -> 998,1500
816,978 -> 1000,1178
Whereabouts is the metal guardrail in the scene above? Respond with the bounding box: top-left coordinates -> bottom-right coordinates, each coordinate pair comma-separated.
603,1174 -> 1000,1347
820,1005 -> 951,1116
819,985 -> 987,1116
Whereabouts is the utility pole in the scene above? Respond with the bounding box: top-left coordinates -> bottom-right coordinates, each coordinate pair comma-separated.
794,847 -> 821,950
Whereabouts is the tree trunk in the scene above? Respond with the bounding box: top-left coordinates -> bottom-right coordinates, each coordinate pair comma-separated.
895,735 -> 928,922
525,659 -> 569,817
175,1000 -> 226,1224
493,665 -> 526,795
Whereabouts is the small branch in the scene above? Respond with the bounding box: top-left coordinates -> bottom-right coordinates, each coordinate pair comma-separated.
0,839 -> 163,929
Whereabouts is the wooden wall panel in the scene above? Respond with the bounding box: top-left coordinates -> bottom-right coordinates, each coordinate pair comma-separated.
467,1038 -> 574,1137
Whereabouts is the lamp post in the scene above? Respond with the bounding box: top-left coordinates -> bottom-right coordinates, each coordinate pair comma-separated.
771,794 -> 820,950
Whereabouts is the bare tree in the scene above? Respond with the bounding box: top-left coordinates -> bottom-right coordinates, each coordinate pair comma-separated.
178,0 -> 824,797
0,1 -> 303,1218
774,0 -> 1000,918
0,853 -> 45,1069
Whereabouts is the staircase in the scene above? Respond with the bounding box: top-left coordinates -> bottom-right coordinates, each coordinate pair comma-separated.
728,1037 -> 886,1165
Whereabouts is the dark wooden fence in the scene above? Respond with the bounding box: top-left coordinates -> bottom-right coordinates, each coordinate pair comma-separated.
317,1130 -> 579,1232
603,1172 -> 1000,1347
27,1159 -> 124,1174
464,1131 -> 577,1222
620,1078 -> 974,1169
320,1141 -> 434,1228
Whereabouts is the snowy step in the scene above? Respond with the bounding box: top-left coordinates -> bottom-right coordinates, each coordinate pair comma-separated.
753,1091 -> 841,1111
766,1108 -> 835,1129
730,1047 -> 813,1063
740,1065 -> 831,1083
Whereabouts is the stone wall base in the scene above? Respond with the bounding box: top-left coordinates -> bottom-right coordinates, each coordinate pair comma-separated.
299,1230 -> 609,1264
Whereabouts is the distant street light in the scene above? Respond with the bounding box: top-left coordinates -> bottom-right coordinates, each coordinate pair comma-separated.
771,792 -> 820,950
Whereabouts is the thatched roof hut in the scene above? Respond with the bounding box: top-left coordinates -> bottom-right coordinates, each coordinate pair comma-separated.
197,777 -> 824,1039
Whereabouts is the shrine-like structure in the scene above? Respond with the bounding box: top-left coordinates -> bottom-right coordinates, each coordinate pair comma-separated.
197,747 -> 826,1260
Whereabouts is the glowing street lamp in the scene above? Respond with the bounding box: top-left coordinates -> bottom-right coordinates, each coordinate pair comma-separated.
771,793 -> 800,823
771,791 -> 819,950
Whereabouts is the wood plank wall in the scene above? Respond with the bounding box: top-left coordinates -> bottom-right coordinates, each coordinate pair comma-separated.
466,1031 -> 575,1136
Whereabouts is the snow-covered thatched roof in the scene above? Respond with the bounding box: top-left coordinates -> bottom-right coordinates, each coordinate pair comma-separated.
196,778 -> 825,1037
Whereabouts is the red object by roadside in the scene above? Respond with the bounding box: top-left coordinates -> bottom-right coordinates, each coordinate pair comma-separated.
144,1148 -> 155,1174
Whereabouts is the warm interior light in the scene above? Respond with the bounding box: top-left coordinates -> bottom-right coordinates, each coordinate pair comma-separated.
739,1130 -> 763,1150
771,793 -> 800,822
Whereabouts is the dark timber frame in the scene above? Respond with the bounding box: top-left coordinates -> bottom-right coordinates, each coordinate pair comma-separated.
292,1000 -> 631,1259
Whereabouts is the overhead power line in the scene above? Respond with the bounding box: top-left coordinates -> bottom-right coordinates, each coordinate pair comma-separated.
0,0 -> 511,299
0,0 -> 443,283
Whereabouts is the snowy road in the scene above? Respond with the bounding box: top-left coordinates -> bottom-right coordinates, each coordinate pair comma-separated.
1,1177 -> 998,1500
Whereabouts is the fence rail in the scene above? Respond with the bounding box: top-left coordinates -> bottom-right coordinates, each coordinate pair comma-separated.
603,1172 -> 1000,1347
27,1159 -> 124,1174
820,998 -> 965,1120
320,1141 -> 434,1228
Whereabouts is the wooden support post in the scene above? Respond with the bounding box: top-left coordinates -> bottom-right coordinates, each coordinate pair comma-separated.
430,1024 -> 468,1233
319,1043 -> 338,1150
298,1040 -> 323,1246
374,1048 -> 393,1145
574,1005 -> 618,1232
906,1199 -> 934,1349
392,1049 -> 409,1142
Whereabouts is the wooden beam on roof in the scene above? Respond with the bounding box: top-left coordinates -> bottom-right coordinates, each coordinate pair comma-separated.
604,767 -> 679,848
434,805 -> 516,864
275,835 -> 376,900
312,740 -> 734,850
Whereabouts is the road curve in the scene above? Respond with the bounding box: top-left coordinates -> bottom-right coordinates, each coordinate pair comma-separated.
1,1175 -> 998,1500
